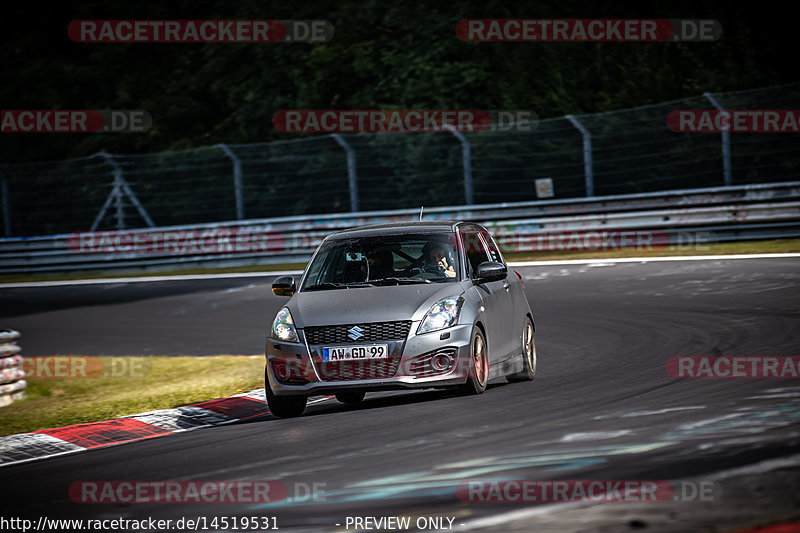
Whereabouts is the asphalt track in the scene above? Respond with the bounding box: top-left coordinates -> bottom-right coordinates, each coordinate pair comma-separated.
1,257 -> 799,532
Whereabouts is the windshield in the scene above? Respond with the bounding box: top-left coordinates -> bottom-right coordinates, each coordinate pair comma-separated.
301,233 -> 461,290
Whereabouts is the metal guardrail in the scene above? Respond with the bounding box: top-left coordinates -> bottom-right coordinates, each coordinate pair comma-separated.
1,181 -> 799,274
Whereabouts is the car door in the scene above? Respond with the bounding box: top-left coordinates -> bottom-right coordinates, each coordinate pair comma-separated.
479,229 -> 518,361
481,230 -> 525,358
461,230 -> 514,365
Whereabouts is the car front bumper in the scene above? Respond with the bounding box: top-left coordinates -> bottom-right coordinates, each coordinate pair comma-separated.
266,322 -> 474,397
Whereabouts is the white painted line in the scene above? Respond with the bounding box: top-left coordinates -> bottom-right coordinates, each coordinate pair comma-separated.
459,453 -> 800,531
0,270 -> 304,288
508,252 -> 800,267
560,430 -> 633,442
677,413 -> 744,431
594,406 -> 706,419
706,453 -> 800,480
746,393 -> 800,400
460,501 -> 589,531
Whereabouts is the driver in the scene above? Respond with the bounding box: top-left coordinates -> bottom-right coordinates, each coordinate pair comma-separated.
422,242 -> 456,278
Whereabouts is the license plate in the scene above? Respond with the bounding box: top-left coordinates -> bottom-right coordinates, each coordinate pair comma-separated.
322,344 -> 389,362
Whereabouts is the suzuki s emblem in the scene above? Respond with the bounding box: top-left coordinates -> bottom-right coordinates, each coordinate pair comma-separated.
347,326 -> 365,341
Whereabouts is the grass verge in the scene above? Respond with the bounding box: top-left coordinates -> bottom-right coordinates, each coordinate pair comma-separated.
1,239 -> 799,285
503,238 -> 800,262
0,356 -> 265,437
0,262 -> 308,284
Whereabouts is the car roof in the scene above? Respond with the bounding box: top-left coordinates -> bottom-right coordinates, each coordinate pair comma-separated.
326,220 -> 485,240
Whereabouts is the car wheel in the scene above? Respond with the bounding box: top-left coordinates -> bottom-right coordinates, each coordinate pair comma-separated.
335,392 -> 366,404
507,317 -> 536,382
460,327 -> 488,395
265,368 -> 307,418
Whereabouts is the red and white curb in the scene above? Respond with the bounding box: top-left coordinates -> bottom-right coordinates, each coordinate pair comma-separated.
0,389 -> 331,468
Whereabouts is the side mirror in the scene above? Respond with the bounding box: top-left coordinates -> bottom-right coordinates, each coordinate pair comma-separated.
272,276 -> 296,297
475,261 -> 507,283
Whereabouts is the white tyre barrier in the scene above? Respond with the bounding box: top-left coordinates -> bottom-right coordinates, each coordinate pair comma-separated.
0,330 -> 25,407
0,330 -> 21,343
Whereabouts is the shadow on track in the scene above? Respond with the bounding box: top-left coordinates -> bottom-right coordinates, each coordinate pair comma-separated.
226,381 -> 512,425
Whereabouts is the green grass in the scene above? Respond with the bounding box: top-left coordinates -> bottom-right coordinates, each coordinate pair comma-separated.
503,238 -> 800,262
2,238 -> 799,285
0,262 -> 307,284
0,356 -> 265,437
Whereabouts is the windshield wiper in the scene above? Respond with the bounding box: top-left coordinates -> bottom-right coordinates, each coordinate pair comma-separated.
371,277 -> 432,285
303,282 -> 347,291
303,282 -> 374,291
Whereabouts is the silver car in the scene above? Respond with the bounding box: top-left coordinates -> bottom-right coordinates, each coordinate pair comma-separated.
265,221 -> 536,417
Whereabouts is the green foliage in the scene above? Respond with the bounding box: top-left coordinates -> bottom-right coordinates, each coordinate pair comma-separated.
0,0 -> 792,163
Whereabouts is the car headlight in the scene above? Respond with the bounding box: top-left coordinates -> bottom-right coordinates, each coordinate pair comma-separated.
271,307 -> 299,343
417,296 -> 463,334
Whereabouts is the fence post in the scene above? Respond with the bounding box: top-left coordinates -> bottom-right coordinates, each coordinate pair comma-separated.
114,161 -> 124,230
91,151 -> 155,231
445,125 -> 474,205
565,114 -> 594,197
704,92 -> 733,187
1,172 -> 10,237
217,143 -> 245,220
330,134 -> 359,212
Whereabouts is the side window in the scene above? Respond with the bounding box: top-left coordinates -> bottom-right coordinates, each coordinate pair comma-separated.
482,231 -> 505,264
304,247 -> 342,286
461,231 -> 490,277
304,256 -> 325,286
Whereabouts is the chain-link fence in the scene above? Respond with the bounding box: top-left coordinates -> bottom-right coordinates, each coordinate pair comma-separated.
2,83 -> 799,238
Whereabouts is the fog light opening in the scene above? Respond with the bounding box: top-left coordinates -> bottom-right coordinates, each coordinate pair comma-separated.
272,361 -> 289,381
431,353 -> 454,372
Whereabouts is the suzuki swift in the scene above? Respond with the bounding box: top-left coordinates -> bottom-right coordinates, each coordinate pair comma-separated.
265,221 -> 536,417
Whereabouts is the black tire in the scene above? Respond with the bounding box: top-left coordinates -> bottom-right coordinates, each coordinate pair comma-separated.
507,317 -> 536,382
265,368 -> 307,418
335,392 -> 366,404
460,327 -> 488,395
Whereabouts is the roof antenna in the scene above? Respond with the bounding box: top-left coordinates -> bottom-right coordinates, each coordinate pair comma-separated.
419,206 -> 424,221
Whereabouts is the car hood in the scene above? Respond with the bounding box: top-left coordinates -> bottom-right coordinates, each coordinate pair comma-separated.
290,283 -> 466,327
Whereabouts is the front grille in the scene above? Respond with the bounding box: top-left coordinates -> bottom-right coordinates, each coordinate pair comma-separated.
317,358 -> 402,381
304,321 -> 411,345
